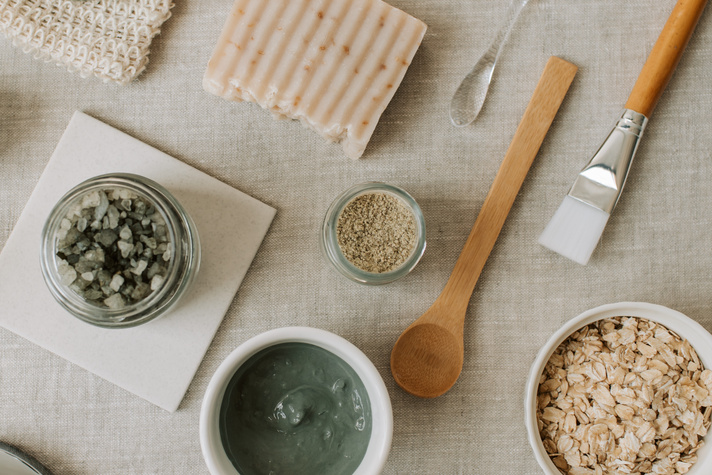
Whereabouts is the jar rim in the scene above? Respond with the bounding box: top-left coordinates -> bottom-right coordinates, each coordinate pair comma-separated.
40,173 -> 200,328
321,182 -> 426,285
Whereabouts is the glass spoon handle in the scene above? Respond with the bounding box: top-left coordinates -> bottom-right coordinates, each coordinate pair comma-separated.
449,0 -> 531,127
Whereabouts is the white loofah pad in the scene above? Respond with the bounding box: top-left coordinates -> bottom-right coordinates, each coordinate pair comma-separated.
0,0 -> 174,84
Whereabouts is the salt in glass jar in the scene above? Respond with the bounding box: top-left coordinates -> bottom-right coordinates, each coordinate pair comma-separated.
321,182 -> 426,285
40,173 -> 201,328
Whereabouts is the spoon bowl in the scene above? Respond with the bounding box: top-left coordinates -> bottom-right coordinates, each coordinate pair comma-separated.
391,317 -> 464,398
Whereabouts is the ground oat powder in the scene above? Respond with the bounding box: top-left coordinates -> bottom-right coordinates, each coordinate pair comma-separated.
336,192 -> 416,273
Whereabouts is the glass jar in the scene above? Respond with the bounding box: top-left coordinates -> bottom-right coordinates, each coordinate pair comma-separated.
321,182 -> 426,285
40,173 -> 201,328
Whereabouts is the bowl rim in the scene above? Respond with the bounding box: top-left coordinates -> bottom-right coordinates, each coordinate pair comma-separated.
199,326 -> 393,475
524,302 -> 712,475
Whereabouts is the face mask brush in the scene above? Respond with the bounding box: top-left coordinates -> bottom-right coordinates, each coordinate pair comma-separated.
538,0 -> 708,265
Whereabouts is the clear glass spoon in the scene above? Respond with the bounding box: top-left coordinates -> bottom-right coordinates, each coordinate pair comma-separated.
449,0 -> 531,127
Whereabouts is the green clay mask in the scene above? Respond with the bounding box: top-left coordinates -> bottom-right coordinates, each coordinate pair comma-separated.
219,343 -> 372,475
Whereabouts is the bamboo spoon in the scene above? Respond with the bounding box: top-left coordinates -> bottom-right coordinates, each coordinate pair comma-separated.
390,57 -> 579,398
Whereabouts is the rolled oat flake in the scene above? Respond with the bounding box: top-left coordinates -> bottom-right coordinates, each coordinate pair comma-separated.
336,192 -> 416,273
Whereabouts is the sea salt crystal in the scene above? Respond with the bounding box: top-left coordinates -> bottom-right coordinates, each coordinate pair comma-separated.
57,259 -> 77,286
147,262 -> 163,279
97,270 -> 111,285
67,203 -> 83,219
130,259 -> 148,276
84,249 -> 104,263
76,217 -> 88,232
84,289 -> 103,300
140,235 -> 157,250
96,229 -> 118,247
104,293 -> 126,309
94,191 -> 109,221
74,259 -> 94,274
58,218 -> 72,240
150,275 -> 164,291
109,274 -> 124,292
119,225 -> 132,241
81,191 -> 100,208
131,283 -> 150,301
106,205 -> 120,229
117,240 -> 134,258
134,200 -> 147,214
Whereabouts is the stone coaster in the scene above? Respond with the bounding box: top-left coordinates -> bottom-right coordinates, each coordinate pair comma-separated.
0,111 -> 276,411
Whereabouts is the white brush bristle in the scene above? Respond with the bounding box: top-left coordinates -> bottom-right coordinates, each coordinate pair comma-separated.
538,196 -> 610,265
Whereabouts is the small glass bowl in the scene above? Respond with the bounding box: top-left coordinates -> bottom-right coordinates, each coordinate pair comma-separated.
320,182 -> 426,285
40,173 -> 201,328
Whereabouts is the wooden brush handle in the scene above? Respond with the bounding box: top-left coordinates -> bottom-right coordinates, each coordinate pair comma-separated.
439,57 -> 578,314
625,0 -> 708,117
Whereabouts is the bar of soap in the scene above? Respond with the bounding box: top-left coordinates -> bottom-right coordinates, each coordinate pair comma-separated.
204,0 -> 427,159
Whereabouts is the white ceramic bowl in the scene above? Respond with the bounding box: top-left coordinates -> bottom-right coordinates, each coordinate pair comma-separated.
525,302 -> 712,475
200,327 -> 393,475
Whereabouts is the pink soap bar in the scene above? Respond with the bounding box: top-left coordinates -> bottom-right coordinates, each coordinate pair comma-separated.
204,0 -> 427,159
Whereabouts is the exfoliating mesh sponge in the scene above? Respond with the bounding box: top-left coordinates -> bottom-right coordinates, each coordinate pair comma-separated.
0,0 -> 174,84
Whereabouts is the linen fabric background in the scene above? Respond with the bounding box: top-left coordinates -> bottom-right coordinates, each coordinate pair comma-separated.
1,0 -> 712,473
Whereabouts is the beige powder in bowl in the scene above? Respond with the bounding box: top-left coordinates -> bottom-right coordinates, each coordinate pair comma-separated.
335,192 -> 417,274
536,316 -> 712,475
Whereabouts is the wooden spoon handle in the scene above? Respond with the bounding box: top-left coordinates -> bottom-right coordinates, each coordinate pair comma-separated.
625,0 -> 708,118
439,57 -> 578,315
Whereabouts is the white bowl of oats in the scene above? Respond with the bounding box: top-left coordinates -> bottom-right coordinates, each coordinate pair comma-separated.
525,302 -> 712,475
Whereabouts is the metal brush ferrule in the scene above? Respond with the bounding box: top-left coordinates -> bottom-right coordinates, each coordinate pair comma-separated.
568,109 -> 648,213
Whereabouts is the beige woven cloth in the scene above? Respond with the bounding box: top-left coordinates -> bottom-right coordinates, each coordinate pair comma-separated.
1,0 -> 712,474
0,0 -> 173,84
